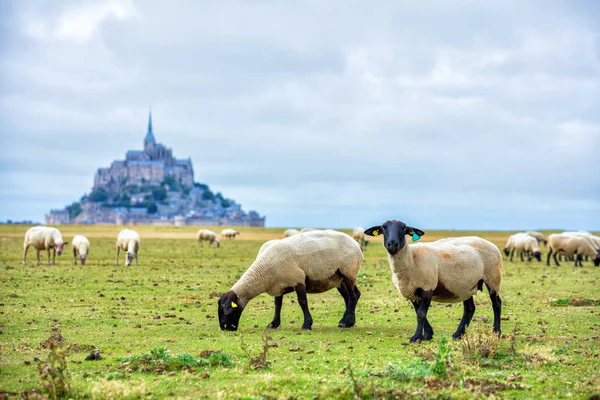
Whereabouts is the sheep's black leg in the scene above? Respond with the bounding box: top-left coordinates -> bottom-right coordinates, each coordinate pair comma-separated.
510,248 -> 515,262
519,251 -> 524,262
337,284 -> 350,308
410,291 -> 432,343
553,252 -> 560,266
295,283 -> 313,330
486,284 -> 502,336
452,297 -> 475,339
338,277 -> 360,328
546,248 -> 552,266
267,296 -> 283,329
575,254 -> 582,267
412,301 -> 434,340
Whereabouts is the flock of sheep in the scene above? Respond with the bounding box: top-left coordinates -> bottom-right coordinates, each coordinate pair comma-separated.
503,230 -> 600,267
21,222 -> 598,343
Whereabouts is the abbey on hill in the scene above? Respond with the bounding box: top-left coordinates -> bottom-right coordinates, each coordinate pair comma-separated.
46,113 -> 265,227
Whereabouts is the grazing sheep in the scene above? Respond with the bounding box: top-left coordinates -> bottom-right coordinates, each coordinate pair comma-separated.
547,233 -> 600,267
218,230 -> 364,331
23,226 -> 69,266
351,227 -> 369,248
525,231 -> 548,246
513,234 -> 541,262
221,228 -> 240,240
72,235 -> 90,265
284,228 -> 300,237
197,229 -> 220,248
116,229 -> 141,266
364,220 -> 503,342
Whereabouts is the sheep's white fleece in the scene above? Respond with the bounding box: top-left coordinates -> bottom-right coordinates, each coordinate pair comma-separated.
231,230 -> 363,306
72,235 -> 90,259
548,234 -> 598,258
197,229 -> 220,247
512,234 -> 539,255
116,229 -> 140,258
352,227 -> 366,243
388,236 -> 502,303
561,231 -> 600,251
24,226 -> 65,251
221,229 -> 240,239
284,229 -> 300,237
525,231 -> 547,244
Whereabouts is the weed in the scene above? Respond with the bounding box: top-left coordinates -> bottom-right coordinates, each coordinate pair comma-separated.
240,329 -> 272,370
33,343 -> 72,399
461,324 -> 500,359
118,347 -> 233,373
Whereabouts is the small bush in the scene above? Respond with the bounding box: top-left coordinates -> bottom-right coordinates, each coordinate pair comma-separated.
240,329 -> 272,370
118,347 -> 233,373
34,343 -> 72,399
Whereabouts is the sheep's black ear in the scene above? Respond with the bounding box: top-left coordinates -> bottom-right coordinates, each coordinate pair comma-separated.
364,226 -> 383,237
406,227 -> 425,239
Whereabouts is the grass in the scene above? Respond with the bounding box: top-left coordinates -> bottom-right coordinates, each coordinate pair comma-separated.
1,224 -> 599,399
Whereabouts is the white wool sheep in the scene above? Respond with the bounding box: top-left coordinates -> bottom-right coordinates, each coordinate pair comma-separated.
283,228 -> 300,237
561,231 -> 600,250
365,220 -> 503,342
504,233 -> 540,262
525,231 -> 548,246
23,226 -> 69,266
221,228 -> 240,240
116,229 -> 141,266
218,230 -> 364,331
351,227 -> 369,248
547,233 -> 600,267
197,229 -> 220,248
300,228 -> 315,233
72,235 -> 90,265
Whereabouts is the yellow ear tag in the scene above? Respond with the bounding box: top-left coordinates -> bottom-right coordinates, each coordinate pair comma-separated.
231,301 -> 238,308
373,230 -> 379,237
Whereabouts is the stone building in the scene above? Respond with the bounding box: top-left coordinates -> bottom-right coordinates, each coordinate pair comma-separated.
94,112 -> 194,191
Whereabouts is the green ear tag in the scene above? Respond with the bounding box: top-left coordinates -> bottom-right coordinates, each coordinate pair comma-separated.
412,232 -> 420,242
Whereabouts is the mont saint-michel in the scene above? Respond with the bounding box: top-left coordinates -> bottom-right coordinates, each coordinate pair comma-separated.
46,113 -> 265,227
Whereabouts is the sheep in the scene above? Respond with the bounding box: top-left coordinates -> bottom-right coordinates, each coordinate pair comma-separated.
512,234 -> 541,262
197,229 -> 220,248
283,228 -> 300,237
300,228 -> 315,233
221,228 -> 240,240
364,219 -> 502,342
72,235 -> 90,265
218,230 -> 364,331
525,231 -> 548,246
351,227 -> 369,248
116,229 -> 141,266
547,233 -> 600,267
23,226 -> 69,266
503,233 -> 540,262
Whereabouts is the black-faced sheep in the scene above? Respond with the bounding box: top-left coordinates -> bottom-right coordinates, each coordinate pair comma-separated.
547,233 -> 600,267
218,230 -> 364,331
365,220 -> 503,343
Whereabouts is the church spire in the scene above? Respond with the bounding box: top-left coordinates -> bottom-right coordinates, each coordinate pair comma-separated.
145,110 -> 156,143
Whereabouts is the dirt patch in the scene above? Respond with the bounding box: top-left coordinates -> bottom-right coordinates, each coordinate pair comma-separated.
199,350 -> 221,358
40,330 -> 66,349
568,299 -> 599,307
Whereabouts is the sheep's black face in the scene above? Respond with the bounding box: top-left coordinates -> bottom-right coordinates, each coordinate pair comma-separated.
532,251 -> 541,262
364,220 -> 425,256
218,291 -> 243,331
503,248 -> 510,257
594,253 -> 600,267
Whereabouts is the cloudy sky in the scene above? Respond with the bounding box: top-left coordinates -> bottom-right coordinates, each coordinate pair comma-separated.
1,0 -> 599,230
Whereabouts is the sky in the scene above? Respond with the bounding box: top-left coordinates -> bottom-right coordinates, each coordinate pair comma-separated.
1,0 -> 599,230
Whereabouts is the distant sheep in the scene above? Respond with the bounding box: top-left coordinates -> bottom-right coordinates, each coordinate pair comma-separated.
300,228 -> 315,233
116,229 -> 140,266
197,229 -> 220,248
218,230 -> 364,331
547,233 -> 600,267
221,229 -> 240,240
283,229 -> 300,237
72,235 -> 90,265
503,233 -> 540,262
525,231 -> 548,246
351,227 -> 369,248
23,226 -> 69,266
365,220 -> 503,342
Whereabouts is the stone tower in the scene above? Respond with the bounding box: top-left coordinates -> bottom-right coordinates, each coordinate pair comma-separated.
144,111 -> 156,153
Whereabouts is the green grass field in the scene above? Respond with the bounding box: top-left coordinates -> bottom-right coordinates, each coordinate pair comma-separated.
1,225 -> 599,399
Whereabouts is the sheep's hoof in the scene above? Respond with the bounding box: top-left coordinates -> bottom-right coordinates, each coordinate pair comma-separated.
301,323 -> 312,330
338,320 -> 355,328
423,332 -> 434,341
452,332 -> 464,340
409,334 -> 423,343
267,321 -> 280,329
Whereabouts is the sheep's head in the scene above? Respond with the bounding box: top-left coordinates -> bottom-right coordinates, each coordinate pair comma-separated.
503,248 -> 510,257
532,251 -> 541,262
55,241 -> 68,255
125,252 -> 136,266
364,220 -> 425,256
215,240 -> 221,248
218,291 -> 243,331
594,252 -> 600,267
